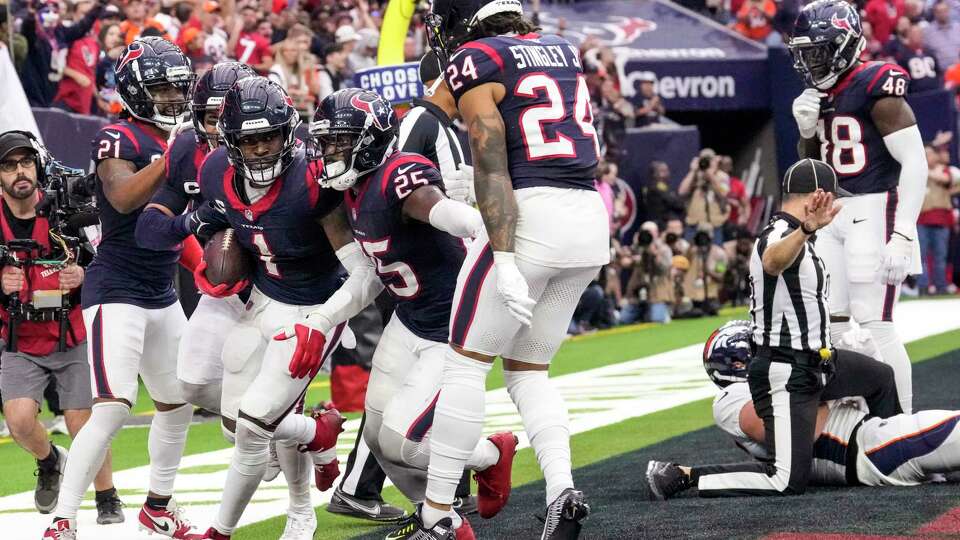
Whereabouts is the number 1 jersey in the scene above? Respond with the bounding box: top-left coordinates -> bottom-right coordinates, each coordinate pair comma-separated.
445,33 -> 600,191
819,61 -> 911,195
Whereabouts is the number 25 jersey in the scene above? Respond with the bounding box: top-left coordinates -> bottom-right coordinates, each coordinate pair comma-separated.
819,61 -> 911,195
444,33 -> 600,192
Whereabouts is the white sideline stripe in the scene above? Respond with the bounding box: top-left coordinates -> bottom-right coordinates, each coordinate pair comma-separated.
2,299 -> 959,539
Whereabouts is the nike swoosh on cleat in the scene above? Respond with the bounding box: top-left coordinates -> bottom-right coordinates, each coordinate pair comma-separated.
145,515 -> 171,532
337,495 -> 381,515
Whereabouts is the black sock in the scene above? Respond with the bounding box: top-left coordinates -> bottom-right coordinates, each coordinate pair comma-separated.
95,487 -> 118,503
38,443 -> 58,469
145,496 -> 170,510
688,467 -> 700,484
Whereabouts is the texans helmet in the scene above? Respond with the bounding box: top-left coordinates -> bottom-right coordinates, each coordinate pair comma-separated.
426,0 -> 524,68
115,37 -> 196,129
703,320 -> 754,388
309,88 -> 397,191
191,62 -> 256,148
788,0 -> 865,90
218,77 -> 300,188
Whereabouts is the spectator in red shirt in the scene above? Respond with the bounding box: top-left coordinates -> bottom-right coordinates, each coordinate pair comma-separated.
52,0 -> 101,115
720,156 -> 750,228
865,0 -> 905,45
228,5 -> 273,73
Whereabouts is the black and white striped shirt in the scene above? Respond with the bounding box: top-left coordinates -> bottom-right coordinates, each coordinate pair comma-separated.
398,99 -> 465,178
749,212 -> 831,352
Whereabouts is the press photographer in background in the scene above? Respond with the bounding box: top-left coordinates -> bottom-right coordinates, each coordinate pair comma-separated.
678,149 -> 730,244
681,224 -> 728,317
621,222 -> 675,324
0,131 -> 120,522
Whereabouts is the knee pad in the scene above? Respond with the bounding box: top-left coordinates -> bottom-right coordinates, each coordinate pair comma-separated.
222,324 -> 264,374
179,381 -> 221,412
378,426 -> 430,470
90,401 -> 132,437
232,424 -> 271,476
363,409 -> 384,457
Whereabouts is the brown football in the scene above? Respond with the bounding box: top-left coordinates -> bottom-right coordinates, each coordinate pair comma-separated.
203,229 -> 251,286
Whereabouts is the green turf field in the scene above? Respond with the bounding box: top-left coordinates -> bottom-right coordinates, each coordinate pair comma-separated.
1,307 -> 957,540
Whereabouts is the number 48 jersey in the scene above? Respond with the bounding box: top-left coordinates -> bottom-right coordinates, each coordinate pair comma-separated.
445,33 -> 600,191
818,61 -> 911,195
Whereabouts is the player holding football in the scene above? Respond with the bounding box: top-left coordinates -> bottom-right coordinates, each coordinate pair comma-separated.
414,1 -> 610,538
184,77 -> 351,540
44,37 -> 201,540
280,88 -> 518,538
790,0 -> 926,413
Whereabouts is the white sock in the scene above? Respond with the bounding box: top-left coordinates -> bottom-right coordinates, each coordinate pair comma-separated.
214,424 -> 270,534
466,438 -> 500,471
273,413 -> 315,445
276,439 -> 313,513
424,348 -> 491,523
863,321 -> 913,413
148,404 -> 192,496
53,401 -> 129,519
504,370 -> 573,505
421,502 -> 461,529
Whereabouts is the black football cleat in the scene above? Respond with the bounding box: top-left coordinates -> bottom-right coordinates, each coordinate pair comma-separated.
645,460 -> 692,501
540,488 -> 590,540
326,488 -> 407,522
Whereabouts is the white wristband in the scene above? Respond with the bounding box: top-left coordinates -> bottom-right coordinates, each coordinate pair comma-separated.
493,251 -> 516,266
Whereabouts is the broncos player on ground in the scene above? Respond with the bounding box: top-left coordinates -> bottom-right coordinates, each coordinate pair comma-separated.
135,61 -> 256,414
706,322 -> 960,489
44,37 -> 201,540
418,1 -> 610,538
182,77 -> 354,540
280,88 -> 518,540
790,0 -> 926,414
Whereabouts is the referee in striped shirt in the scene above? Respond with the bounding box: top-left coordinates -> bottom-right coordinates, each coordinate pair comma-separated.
646,159 -> 902,499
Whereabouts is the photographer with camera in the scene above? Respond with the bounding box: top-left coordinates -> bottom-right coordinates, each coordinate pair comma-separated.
622,222 -> 675,324
682,224 -> 729,317
678,148 -> 730,244
0,131 -> 120,522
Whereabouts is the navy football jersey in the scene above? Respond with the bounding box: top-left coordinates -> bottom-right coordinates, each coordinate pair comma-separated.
150,128 -> 207,215
199,144 -> 343,306
818,61 -> 911,195
345,152 -> 465,343
83,119 -> 180,309
892,47 -> 941,93
444,33 -> 600,191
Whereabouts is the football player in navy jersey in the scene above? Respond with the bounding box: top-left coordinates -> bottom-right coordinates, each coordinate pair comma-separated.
182,77 -> 351,540
789,0 -> 927,415
44,37 -> 202,540
135,61 -> 256,415
414,1 -> 610,538
279,88 -> 517,539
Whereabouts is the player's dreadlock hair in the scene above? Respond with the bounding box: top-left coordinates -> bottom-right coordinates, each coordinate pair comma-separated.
469,12 -> 540,41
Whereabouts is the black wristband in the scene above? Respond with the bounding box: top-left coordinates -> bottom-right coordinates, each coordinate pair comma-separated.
800,222 -> 816,235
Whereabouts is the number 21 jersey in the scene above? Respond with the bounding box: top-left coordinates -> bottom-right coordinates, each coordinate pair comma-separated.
819,61 -> 911,195
444,33 -> 600,191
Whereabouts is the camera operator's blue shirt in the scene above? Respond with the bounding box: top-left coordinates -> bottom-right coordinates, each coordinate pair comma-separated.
83,119 -> 180,309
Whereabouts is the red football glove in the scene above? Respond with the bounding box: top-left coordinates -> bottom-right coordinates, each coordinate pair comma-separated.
314,458 -> 340,492
193,260 -> 249,298
274,323 -> 328,379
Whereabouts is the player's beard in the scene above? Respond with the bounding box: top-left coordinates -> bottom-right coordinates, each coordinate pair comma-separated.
2,174 -> 37,200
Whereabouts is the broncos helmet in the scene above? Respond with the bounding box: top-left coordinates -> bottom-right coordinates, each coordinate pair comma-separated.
703,320 -> 754,388
788,0 -> 866,90
115,36 -> 196,129
309,88 -> 397,191
218,77 -> 300,188
426,0 -> 524,68
191,62 -> 256,149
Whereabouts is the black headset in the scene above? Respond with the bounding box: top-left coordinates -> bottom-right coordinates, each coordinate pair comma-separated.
0,130 -> 51,183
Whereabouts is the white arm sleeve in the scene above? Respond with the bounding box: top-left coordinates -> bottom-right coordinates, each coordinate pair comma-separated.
428,198 -> 484,239
882,124 -> 927,238
306,241 -> 384,333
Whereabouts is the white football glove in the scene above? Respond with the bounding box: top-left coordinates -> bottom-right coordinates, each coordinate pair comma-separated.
445,164 -> 476,205
166,119 -> 194,147
838,327 -> 880,359
878,232 -> 913,286
792,88 -> 825,139
493,252 -> 535,326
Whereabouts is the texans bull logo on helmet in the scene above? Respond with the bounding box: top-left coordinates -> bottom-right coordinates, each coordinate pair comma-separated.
830,12 -> 853,32
116,42 -> 144,74
350,93 -> 392,131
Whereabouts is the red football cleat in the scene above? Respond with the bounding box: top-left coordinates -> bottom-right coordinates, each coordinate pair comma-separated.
199,527 -> 231,539
42,518 -> 76,539
456,515 -> 476,540
314,457 -> 340,492
302,408 -> 345,452
474,432 -> 519,519
138,500 -> 200,539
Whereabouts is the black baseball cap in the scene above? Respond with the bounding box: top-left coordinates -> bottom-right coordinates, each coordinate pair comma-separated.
419,50 -> 442,85
781,158 -> 852,197
0,132 -> 38,162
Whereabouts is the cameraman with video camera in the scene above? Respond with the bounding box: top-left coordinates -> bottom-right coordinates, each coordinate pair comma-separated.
622,222 -> 675,324
678,148 -> 730,244
682,224 -> 728,317
0,131 -> 120,522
